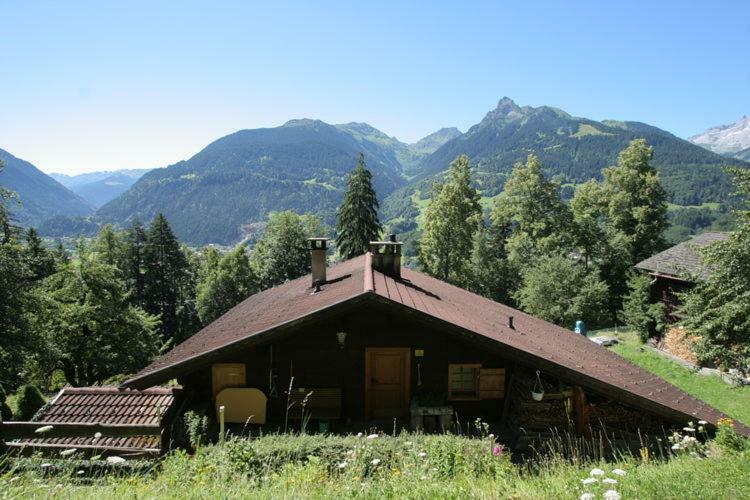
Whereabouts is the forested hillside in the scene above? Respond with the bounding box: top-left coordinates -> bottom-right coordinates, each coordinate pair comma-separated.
413,98 -> 743,205
44,98 -> 747,246
97,120 -> 409,245
0,149 -> 92,226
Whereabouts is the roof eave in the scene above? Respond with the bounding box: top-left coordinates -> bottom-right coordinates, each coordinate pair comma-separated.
122,291 -> 371,390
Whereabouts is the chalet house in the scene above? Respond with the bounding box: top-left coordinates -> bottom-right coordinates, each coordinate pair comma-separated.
120,238 -> 745,441
9,237 -> 746,457
635,232 -> 729,320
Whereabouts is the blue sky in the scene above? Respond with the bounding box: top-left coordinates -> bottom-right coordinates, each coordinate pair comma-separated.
1,1 -> 748,174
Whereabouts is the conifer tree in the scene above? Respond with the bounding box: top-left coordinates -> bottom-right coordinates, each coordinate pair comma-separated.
143,213 -> 189,344
123,219 -> 148,307
23,228 -> 55,281
335,153 -> 382,259
418,155 -> 482,283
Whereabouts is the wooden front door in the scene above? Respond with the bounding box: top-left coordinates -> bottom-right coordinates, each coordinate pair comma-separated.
365,348 -> 410,419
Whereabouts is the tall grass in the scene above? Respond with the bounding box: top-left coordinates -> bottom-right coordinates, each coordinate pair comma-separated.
2,432 -> 749,499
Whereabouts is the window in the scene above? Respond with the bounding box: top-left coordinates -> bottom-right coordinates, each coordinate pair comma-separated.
448,364 -> 481,400
448,365 -> 506,400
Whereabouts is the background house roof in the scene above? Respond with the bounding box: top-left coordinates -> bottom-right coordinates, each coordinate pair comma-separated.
635,232 -> 730,280
124,253 -> 748,434
14,386 -> 178,453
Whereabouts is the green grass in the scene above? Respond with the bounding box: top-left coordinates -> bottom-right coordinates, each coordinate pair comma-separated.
2,434 -> 749,499
606,330 -> 750,425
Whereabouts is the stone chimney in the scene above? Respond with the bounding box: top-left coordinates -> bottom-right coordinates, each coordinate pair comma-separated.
308,238 -> 328,286
369,234 -> 402,277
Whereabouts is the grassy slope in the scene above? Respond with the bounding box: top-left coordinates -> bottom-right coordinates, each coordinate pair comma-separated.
604,330 -> 750,425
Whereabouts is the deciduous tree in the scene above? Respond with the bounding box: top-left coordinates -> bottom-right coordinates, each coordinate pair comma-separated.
418,155 -> 482,283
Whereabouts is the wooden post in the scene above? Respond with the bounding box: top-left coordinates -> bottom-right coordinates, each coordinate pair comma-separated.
573,386 -> 591,438
500,366 -> 516,429
219,405 -> 225,445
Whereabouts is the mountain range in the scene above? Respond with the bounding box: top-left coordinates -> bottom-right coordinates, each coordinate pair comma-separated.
50,169 -> 152,208
690,116 -> 750,161
0,148 -> 92,227
2,98 -> 746,245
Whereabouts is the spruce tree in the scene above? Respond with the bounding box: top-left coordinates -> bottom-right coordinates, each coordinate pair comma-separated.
123,219 -> 148,307
418,155 -> 482,283
143,213 -> 189,344
23,228 -> 55,281
335,153 -> 382,259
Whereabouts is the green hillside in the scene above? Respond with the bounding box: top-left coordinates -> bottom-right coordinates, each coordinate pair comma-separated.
414,98 -> 744,205
0,148 -> 92,227
97,120 -> 409,245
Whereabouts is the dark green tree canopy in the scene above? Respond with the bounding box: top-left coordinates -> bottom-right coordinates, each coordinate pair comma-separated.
418,155 -> 482,283
251,210 -> 325,289
335,153 -> 382,260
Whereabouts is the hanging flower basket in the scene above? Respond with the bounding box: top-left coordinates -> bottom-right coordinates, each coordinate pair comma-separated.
531,370 -> 544,401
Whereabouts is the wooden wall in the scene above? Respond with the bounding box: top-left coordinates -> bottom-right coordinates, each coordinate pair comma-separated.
180,300 -> 509,423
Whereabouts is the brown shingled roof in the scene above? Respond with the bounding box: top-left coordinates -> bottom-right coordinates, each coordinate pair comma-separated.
15,386 -> 178,453
635,232 -> 729,280
124,254 -> 749,434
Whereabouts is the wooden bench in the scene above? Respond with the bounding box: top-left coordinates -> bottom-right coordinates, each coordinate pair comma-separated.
287,388 -> 342,419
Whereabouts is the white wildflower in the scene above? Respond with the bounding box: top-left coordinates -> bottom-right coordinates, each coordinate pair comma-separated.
93,432 -> 102,440
603,478 -> 618,484
106,456 -> 126,465
683,427 -> 696,432
366,434 -> 379,440
371,458 -> 381,466
418,452 -> 427,458
35,425 -> 54,434
589,468 -> 605,476
488,434 -> 495,439
698,420 -> 707,425
40,463 -> 52,468
582,477 -> 598,485
60,448 -> 77,457
356,432 -> 363,438
698,426 -> 705,432
612,468 -> 626,476
77,470 -> 85,475
580,494 -> 595,500
671,443 -> 681,450
337,461 -> 348,469
603,490 -> 621,500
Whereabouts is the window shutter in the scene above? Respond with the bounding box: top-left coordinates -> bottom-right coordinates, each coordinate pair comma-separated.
478,368 -> 505,399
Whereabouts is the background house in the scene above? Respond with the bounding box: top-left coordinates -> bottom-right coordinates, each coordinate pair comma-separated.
635,232 -> 729,320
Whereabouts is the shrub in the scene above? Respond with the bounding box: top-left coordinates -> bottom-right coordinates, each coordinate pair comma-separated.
620,273 -> 665,342
715,418 -> 749,453
183,408 -> 212,449
15,384 -> 46,420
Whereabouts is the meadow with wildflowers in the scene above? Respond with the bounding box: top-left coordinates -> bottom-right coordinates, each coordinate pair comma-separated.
2,428 -> 750,499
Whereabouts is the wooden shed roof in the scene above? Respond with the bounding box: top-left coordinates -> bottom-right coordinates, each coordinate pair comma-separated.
124,254 -> 748,434
13,386 -> 178,453
635,232 -> 729,281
